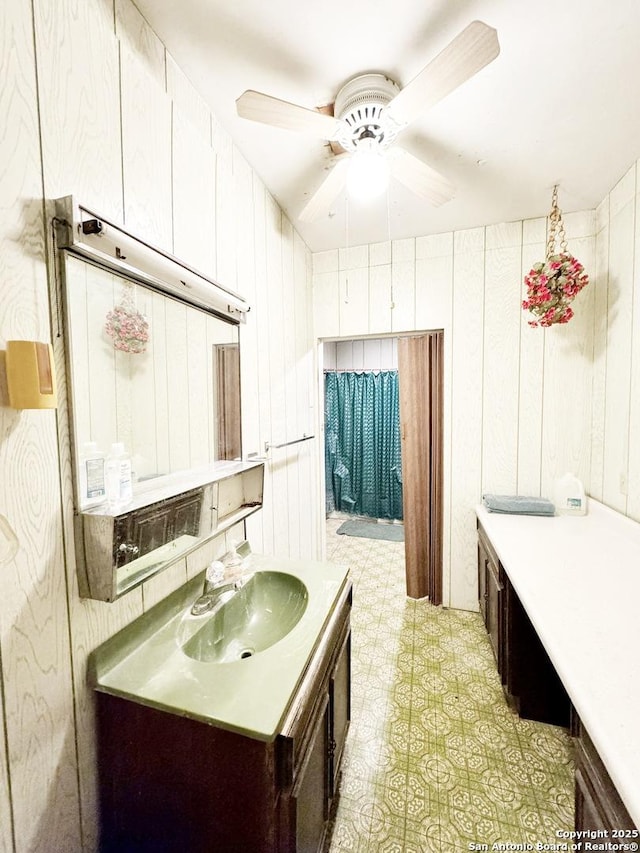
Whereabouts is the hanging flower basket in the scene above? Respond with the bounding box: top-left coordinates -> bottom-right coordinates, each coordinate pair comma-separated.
105,285 -> 149,353
522,186 -> 589,328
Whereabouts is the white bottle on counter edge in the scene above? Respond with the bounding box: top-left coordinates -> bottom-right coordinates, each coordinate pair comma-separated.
105,442 -> 133,510
79,441 -> 106,509
554,473 -> 587,515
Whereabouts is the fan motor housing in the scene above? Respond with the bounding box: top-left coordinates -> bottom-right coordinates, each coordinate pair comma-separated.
333,73 -> 401,150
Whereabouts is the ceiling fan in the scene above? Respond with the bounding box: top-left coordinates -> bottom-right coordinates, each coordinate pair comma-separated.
236,20 -> 500,222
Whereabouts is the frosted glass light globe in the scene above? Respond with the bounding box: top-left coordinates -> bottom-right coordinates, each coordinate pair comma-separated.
346,142 -> 390,202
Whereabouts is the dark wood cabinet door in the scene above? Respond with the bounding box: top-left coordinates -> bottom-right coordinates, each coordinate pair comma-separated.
478,540 -> 488,625
486,558 -> 502,670
329,629 -> 351,802
294,696 -> 330,853
575,725 -> 637,832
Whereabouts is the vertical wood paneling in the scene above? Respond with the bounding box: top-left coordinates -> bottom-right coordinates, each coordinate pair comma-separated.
628,178 -> 640,520
34,0 -> 123,220
590,198 -> 610,501
166,55 -> 211,143
0,0 -> 80,847
3,4 -> 322,853
213,125 -> 236,288
415,232 -> 454,330
234,153 -> 260,456
120,50 -> 172,251
391,238 -> 415,333
115,0 -> 165,84
339,268 -> 368,337
251,181 -> 273,553
368,264 -> 392,334
313,271 -> 340,338
517,218 -> 546,495
266,198 -> 289,556
141,558 -> 188,610
172,106 -> 216,275
601,166 -> 636,512
282,219 -> 300,557
449,227 -> 485,610
294,233 -> 316,558
540,233 -> 596,498
481,223 -> 522,494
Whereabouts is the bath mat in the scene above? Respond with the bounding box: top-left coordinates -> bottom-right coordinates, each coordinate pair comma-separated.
336,520 -> 404,542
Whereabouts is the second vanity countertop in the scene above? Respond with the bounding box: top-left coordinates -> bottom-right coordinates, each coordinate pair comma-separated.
476,498 -> 640,827
91,553 -> 350,742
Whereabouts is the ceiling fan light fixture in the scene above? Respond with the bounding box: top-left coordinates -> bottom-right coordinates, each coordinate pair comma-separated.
346,141 -> 390,203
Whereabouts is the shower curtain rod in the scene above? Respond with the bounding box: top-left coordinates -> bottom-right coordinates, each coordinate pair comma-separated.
323,367 -> 398,373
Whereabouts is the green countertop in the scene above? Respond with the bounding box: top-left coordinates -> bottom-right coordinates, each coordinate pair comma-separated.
90,553 -> 350,742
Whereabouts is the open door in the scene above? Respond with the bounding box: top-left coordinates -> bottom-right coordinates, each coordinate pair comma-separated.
398,332 -> 443,603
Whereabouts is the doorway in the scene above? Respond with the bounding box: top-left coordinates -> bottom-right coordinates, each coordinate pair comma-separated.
322,333 -> 443,603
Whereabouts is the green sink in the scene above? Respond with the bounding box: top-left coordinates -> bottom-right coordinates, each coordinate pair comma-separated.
181,571 -> 309,663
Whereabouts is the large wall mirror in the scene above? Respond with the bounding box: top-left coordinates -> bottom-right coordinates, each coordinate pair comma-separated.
63,255 -> 241,506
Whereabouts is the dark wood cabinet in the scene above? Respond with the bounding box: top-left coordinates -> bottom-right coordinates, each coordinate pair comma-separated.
574,720 -> 637,833
97,582 -> 351,853
478,527 -> 503,670
477,521 -> 570,727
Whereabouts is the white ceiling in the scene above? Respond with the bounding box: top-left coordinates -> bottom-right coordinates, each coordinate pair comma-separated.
134,0 -> 640,252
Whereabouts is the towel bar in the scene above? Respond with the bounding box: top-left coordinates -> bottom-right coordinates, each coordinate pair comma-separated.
265,434 -> 314,452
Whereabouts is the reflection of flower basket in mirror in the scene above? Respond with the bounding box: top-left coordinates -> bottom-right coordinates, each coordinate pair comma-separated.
522,186 -> 589,328
105,285 -> 149,353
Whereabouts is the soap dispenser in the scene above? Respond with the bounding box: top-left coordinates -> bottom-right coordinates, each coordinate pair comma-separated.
105,442 -> 133,511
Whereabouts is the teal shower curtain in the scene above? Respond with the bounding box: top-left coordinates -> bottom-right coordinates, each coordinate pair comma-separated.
325,370 -> 403,520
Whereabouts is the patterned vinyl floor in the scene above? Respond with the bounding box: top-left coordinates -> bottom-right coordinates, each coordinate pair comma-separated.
324,517 -> 574,853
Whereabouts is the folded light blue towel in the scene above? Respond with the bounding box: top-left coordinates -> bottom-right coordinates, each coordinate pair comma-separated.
482,494 -> 555,516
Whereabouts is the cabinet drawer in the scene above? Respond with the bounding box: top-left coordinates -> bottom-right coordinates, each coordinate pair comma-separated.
277,582 -> 352,790
575,723 -> 637,831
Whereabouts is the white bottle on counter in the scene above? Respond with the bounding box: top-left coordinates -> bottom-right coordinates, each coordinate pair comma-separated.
105,442 -> 133,510
554,473 -> 587,515
79,441 -> 106,509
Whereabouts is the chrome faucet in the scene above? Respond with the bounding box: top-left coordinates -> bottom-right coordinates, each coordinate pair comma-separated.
190,559 -> 252,616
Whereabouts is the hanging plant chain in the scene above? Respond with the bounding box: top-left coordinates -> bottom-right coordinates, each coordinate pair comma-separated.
522,185 -> 589,328
546,184 -> 568,259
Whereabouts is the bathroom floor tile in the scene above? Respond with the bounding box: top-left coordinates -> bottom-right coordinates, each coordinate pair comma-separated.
326,520 -> 574,853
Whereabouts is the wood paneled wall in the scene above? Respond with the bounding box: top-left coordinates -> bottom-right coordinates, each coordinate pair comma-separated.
313,211 -> 599,611
0,1 -> 318,850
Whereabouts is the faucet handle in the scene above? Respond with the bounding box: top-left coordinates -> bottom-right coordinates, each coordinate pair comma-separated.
205,560 -> 225,585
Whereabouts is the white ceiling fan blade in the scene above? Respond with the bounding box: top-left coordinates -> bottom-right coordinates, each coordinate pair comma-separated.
386,20 -> 500,126
236,90 -> 340,138
389,147 -> 455,206
298,158 -> 350,222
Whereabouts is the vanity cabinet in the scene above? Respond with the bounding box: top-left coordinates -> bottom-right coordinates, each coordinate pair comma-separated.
97,581 -> 352,853
477,521 -> 570,727
477,524 -> 503,670
574,719 -> 637,833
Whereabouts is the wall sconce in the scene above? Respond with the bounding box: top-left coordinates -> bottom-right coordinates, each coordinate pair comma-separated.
53,196 -> 250,324
5,340 -> 57,409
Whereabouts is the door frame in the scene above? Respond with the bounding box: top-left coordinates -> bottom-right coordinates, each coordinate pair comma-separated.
317,332 -> 444,603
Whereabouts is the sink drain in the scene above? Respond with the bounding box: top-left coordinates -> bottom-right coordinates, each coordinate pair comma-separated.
239,648 -> 254,659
